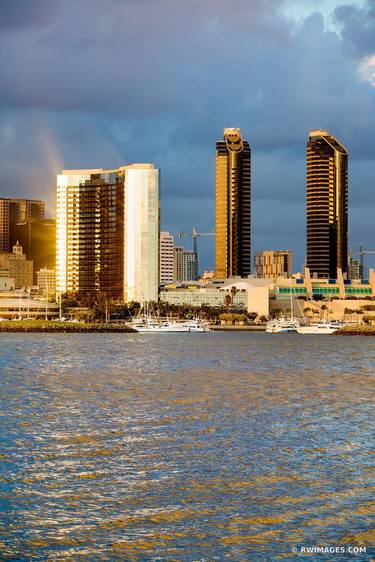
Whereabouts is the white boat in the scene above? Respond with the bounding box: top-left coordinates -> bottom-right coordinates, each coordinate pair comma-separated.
132,319 -> 191,333
296,321 -> 341,335
266,279 -> 301,333
131,302 -> 211,333
266,318 -> 299,333
183,319 -> 211,332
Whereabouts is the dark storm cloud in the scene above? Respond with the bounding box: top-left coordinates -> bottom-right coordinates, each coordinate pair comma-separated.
0,0 -> 289,112
0,0 -> 375,270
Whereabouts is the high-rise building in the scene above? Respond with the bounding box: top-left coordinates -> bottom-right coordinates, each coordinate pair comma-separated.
174,246 -> 184,282
56,164 -> 159,303
254,250 -> 293,279
0,198 -> 44,253
57,168 -> 124,299
182,250 -> 198,282
174,246 -> 199,282
160,231 -> 175,284
306,129 -> 348,278
348,252 -> 361,280
123,164 -> 159,303
216,128 -> 251,278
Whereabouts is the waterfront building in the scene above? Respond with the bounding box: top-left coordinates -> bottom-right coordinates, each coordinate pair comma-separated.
57,164 -> 159,303
306,129 -> 348,278
254,250 -> 293,279
37,268 -> 56,298
0,290 -> 58,319
216,128 -> 251,278
160,231 -> 175,284
0,198 -> 44,253
174,246 -> 199,282
160,284 -> 248,309
160,268 -> 375,319
57,168 -> 124,299
12,219 -> 56,283
0,242 -> 33,289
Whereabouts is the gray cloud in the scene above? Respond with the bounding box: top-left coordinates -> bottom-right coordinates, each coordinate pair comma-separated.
335,0 -> 375,56
0,0 -> 61,30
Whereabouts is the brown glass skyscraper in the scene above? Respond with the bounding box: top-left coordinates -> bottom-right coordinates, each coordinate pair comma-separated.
56,170 -> 124,299
306,130 -> 348,278
216,128 -> 251,277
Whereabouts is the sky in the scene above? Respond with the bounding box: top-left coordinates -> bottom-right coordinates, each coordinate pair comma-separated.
0,0 -> 374,273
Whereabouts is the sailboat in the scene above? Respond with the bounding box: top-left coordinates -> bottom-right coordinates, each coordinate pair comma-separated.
131,302 -> 191,333
266,279 -> 300,333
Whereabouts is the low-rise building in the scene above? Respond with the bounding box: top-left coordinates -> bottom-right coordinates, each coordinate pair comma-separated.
0,242 -> 33,289
0,291 -> 58,319
37,268 -> 56,298
160,268 -> 375,319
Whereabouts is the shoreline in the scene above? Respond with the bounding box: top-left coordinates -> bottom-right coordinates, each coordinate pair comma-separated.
210,325 -> 266,331
335,325 -> 375,336
0,320 -> 136,333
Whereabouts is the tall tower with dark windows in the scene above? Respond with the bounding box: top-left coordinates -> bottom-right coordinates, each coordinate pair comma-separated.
306,130 -> 348,278
215,128 -> 251,278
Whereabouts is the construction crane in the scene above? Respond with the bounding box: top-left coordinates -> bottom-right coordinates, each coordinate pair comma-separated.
351,247 -> 375,278
178,227 -> 216,255
178,228 -> 215,280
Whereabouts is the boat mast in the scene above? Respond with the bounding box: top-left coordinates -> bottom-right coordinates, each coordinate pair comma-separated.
289,278 -> 293,321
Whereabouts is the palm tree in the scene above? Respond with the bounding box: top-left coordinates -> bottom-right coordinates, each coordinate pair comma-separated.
321,304 -> 328,320
303,306 -> 312,318
224,294 -> 232,310
230,286 -> 238,306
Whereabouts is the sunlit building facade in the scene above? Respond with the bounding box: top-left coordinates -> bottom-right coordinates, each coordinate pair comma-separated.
254,250 -> 293,278
57,164 -> 159,303
0,242 -> 33,289
306,130 -> 348,278
123,164 -> 159,303
160,231 -> 175,284
57,169 -> 124,298
216,128 -> 251,278
37,268 -> 56,297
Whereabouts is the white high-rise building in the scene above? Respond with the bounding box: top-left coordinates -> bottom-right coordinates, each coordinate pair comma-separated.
123,164 -> 159,303
160,232 -> 174,284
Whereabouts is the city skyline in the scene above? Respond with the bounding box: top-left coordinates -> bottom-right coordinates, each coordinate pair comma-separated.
0,1 -> 374,271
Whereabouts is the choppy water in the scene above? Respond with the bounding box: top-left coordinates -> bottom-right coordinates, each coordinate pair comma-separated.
0,333 -> 374,561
